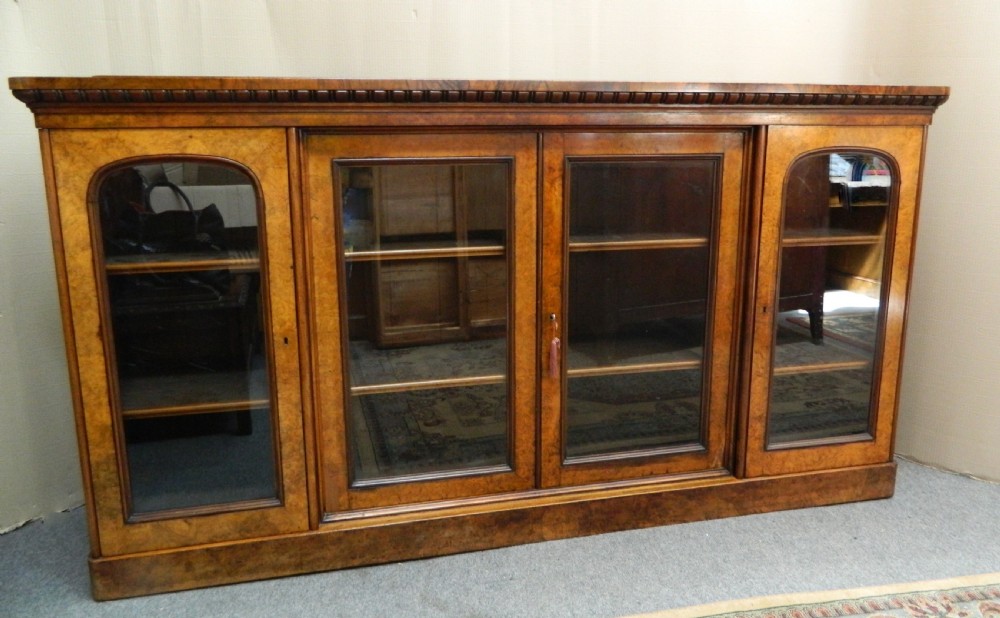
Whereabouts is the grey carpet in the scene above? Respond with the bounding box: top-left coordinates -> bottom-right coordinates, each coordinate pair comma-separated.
2,458 -> 999,617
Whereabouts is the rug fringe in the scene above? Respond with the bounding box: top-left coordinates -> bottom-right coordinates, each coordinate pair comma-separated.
628,572 -> 1000,618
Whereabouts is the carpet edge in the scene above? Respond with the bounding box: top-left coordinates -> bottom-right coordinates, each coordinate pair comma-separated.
627,571 -> 1000,618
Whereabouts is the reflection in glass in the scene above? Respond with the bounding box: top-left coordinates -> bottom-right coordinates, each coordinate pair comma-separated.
566,370 -> 704,458
98,162 -> 277,514
337,162 -> 510,483
767,152 -> 890,446
564,159 -> 717,459
349,384 -> 508,482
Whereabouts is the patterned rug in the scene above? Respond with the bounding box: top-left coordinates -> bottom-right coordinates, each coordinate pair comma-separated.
628,573 -> 1000,618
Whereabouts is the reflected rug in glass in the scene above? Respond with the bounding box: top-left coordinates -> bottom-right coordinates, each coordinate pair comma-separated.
350,357 -> 873,478
348,308 -> 879,477
350,384 -> 509,480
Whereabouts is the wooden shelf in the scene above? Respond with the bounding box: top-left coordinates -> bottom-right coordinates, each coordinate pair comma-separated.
344,240 -> 504,262
347,330 -> 704,396
772,359 -> 870,376
771,323 -> 873,373
119,369 -> 269,418
567,359 -> 701,378
350,374 -> 505,396
782,228 -> 882,247
349,360 -> 704,393
829,197 -> 889,208
106,250 -> 260,275
122,400 -> 270,419
569,233 -> 709,252
567,332 -> 704,374
348,338 -> 507,390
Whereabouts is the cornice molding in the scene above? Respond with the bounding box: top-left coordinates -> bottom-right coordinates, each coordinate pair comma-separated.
9,78 -> 950,110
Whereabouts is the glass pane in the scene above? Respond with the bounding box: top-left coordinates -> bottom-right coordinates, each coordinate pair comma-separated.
98,161 -> 277,514
566,370 -> 703,458
568,160 -> 713,240
350,384 -> 507,482
564,159 -> 717,460
767,152 -> 889,446
337,161 -> 510,483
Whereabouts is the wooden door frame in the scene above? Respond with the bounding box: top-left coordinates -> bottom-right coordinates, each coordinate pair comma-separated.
743,124 -> 927,477
303,132 -> 539,516
539,131 -> 747,488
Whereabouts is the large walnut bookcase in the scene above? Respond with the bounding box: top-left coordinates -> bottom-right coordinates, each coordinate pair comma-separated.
10,78 -> 947,600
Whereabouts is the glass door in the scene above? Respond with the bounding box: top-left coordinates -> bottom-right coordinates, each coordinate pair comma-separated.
98,160 -> 277,516
305,133 -> 537,515
540,132 -> 746,487
48,128 -> 307,556
744,125 -> 926,477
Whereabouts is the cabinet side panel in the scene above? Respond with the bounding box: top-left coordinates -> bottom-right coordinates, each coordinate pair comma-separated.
39,129 -> 103,557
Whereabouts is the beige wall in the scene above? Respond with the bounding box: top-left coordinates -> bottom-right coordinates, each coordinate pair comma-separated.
1,0 -> 997,530
888,5 -> 1000,477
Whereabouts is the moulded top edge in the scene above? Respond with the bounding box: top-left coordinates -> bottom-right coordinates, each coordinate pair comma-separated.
8,76 -> 950,111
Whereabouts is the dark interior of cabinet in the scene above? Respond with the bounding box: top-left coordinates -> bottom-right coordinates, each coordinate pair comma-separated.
100,164 -> 265,380
567,159 -> 715,341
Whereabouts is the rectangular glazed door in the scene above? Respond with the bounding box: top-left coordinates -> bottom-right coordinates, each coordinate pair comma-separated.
305,133 -> 537,515
47,129 -> 308,555
540,132 -> 745,486
743,125 -> 926,477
